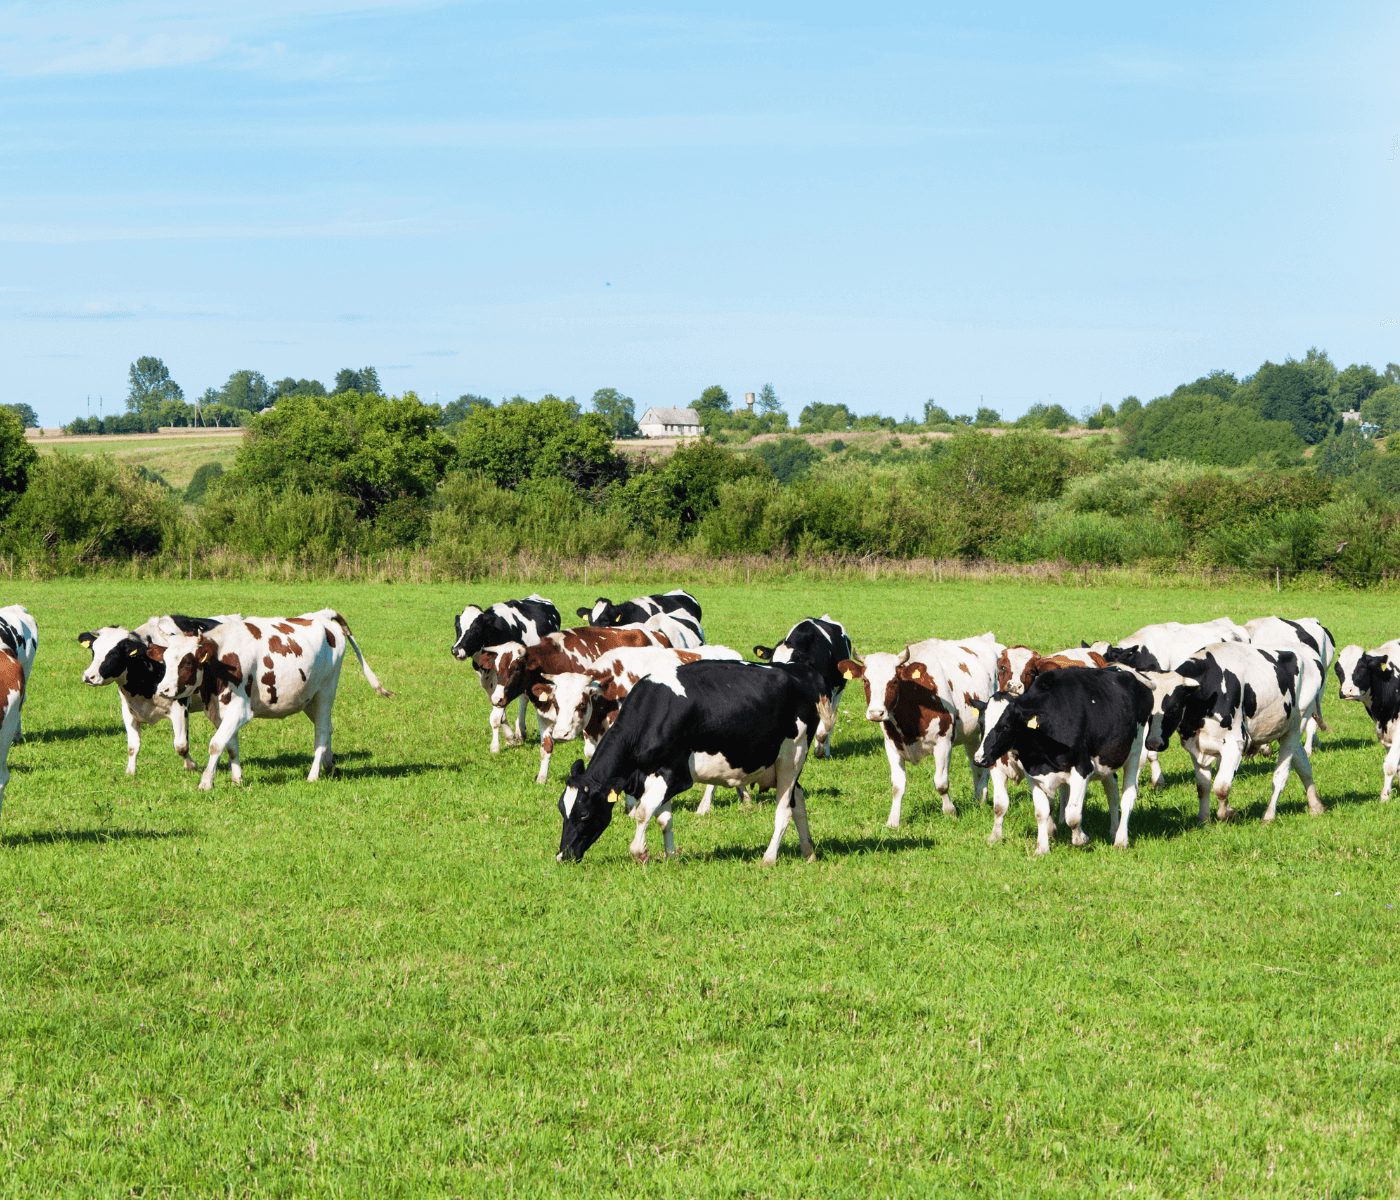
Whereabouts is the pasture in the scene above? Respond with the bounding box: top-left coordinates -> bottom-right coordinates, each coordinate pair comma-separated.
1,576 -> 1397,1196
33,431 -> 241,491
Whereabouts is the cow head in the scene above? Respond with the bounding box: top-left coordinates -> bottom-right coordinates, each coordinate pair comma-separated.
476,642 -> 526,707
577,598 -> 619,626
452,605 -> 485,660
996,646 -> 1037,695
839,649 -> 934,723
1335,644 -> 1389,702
78,627 -> 145,687
538,671 -> 606,742
557,758 -> 622,861
1134,669 -> 1200,753
153,632 -> 218,701
972,692 -> 1020,768
1104,643 -> 1163,673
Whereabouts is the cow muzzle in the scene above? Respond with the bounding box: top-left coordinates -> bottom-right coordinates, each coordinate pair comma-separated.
82,672 -> 105,687
452,646 -> 468,660
1146,735 -> 1166,753
866,707 -> 886,722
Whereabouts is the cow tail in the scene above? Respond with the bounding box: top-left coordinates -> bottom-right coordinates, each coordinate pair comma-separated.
331,614 -> 394,697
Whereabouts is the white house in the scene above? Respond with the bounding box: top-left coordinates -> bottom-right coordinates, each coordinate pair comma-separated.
638,406 -> 704,438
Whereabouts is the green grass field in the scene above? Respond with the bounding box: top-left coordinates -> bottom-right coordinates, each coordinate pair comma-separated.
2,577 -> 1397,1196
34,433 -> 242,491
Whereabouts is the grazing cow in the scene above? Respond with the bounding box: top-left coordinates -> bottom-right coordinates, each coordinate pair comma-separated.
151,610 -> 392,790
79,614 -> 237,775
535,643 -> 745,811
556,659 -> 822,865
1245,616 -> 1336,751
0,606 -> 37,814
451,595 -> 561,752
973,667 -> 1154,854
577,590 -> 704,639
838,632 -> 1005,827
996,645 -> 1108,696
1152,642 -> 1324,825
0,606 -> 37,741
478,626 -> 669,783
754,615 -> 853,759
1334,640 -> 1400,799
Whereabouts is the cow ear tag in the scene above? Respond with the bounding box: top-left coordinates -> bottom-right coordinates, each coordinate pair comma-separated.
79,637 -> 92,648
911,668 -> 922,679
1027,715 -> 1039,729
128,646 -> 141,657
842,669 -> 853,680
607,789 -> 620,804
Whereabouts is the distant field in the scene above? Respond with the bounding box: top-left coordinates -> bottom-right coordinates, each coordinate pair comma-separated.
31,430 -> 243,491
0,577 -> 1397,1195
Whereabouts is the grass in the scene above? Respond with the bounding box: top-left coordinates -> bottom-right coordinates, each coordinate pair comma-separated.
1,576 -> 1397,1196
34,433 -> 241,491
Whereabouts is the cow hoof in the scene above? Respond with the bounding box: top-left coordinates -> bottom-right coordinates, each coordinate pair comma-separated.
182,760 -> 197,771
987,831 -> 1002,846
1033,844 -> 1050,857
631,848 -> 649,865
760,855 -> 777,867
885,817 -> 901,830
535,774 -> 549,786
1071,829 -> 1088,848
1217,804 -> 1238,822
1308,801 -> 1326,816
665,848 -> 680,860
1113,836 -> 1130,850
941,803 -> 958,818
197,781 -> 213,793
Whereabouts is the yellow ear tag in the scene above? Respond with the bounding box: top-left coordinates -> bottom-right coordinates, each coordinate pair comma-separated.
129,646 -> 141,656
80,639 -> 92,649
842,669 -> 853,680
607,789 -> 619,804
1027,715 -> 1039,729
911,669 -> 922,679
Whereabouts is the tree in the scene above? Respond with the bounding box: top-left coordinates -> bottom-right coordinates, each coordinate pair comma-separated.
454,396 -> 624,493
126,356 -> 184,422
757,383 -> 783,416
0,407 -> 37,519
334,366 -> 381,395
2,403 -> 38,429
214,369 -> 271,413
922,400 -> 953,425
1361,385 -> 1400,436
270,377 -> 327,402
1082,403 -> 1116,429
1313,427 -> 1372,480
694,385 -> 731,419
1333,363 -> 1383,412
226,391 -> 454,518
438,394 -> 493,427
1237,349 -> 1338,444
973,406 -> 1001,427
797,402 -> 854,433
590,387 -> 640,438
1125,392 -> 1302,466
1015,403 -> 1075,430
752,436 -> 821,484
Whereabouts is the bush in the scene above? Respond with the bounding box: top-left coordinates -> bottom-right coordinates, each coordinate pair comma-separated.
752,437 -> 821,484
200,485 -> 362,562
1126,393 -> 1303,466
1008,510 -> 1185,566
184,462 -> 225,504
0,408 -> 37,521
2,454 -> 185,565
455,397 -> 624,493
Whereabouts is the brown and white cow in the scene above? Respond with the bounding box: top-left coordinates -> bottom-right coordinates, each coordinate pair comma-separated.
996,645 -> 1109,696
476,626 -> 671,783
0,605 -> 37,816
839,631 -> 1007,827
151,609 -> 392,790
535,643 -> 745,807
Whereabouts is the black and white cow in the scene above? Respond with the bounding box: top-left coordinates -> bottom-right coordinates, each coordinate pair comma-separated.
1245,616 -> 1336,751
556,659 -> 822,865
576,590 -> 703,641
1334,640 -> 1400,800
1151,642 -> 1324,825
0,605 -> 37,814
754,615 -> 853,759
973,667 -> 1153,854
451,595 -> 561,752
79,613 -> 237,775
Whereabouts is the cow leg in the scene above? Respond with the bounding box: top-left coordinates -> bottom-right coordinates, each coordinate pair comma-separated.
1055,784 -> 1068,827
488,705 -> 505,754
511,695 -> 528,746
1381,737 -> 1400,802
884,735 -> 908,828
305,693 -> 335,782
1147,749 -> 1163,790
1211,740 -> 1244,821
535,729 -> 554,786
169,699 -> 197,771
201,702 -> 252,791
965,742 -> 989,805
791,784 -> 816,861
656,801 -> 677,858
1184,740 -> 1213,825
225,730 -> 243,785
764,741 -> 809,865
696,785 -> 715,815
0,758 -> 8,818
1031,782 -> 1055,856
933,736 -> 957,817
1262,733 -> 1322,821
119,693 -> 142,777
1063,772 -> 1091,847
1113,724 -> 1147,849
629,773 -> 669,864
987,763 -> 1013,845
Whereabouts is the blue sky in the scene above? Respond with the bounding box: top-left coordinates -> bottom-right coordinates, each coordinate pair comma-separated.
3,1 -> 1397,425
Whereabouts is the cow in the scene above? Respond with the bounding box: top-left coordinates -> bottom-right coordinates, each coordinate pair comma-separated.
576,590 -> 703,640
534,643 -> 745,811
1151,642 -> 1324,825
79,614 -> 237,775
838,631 -> 1004,827
555,658 -> 822,865
1245,616 -> 1336,751
477,625 -> 670,783
451,595 -> 560,753
996,645 -> 1108,696
150,610 -> 392,790
973,667 -> 1154,854
754,615 -> 853,759
0,605 -> 37,741
0,605 -> 37,815
1334,640 -> 1400,800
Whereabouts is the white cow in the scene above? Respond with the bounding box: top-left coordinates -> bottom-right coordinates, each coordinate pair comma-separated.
0,605 -> 37,814
1244,616 -> 1335,751
151,610 -> 391,790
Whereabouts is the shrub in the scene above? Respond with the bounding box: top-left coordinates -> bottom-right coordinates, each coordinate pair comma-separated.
455,397 -> 624,493
0,408 -> 37,520
752,437 -> 821,484
184,462 -> 225,504
200,485 -> 362,562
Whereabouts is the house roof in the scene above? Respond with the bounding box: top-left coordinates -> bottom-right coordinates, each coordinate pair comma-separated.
640,407 -> 701,424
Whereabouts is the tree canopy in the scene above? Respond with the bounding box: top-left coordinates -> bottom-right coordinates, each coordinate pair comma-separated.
454,396 -> 624,492
590,387 -> 640,438
0,407 -> 37,520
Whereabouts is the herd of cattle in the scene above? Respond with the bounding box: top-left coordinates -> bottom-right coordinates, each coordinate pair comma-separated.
0,592 -> 1398,863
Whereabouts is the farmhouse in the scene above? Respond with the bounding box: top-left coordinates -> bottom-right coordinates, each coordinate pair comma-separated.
637,406 -> 703,438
